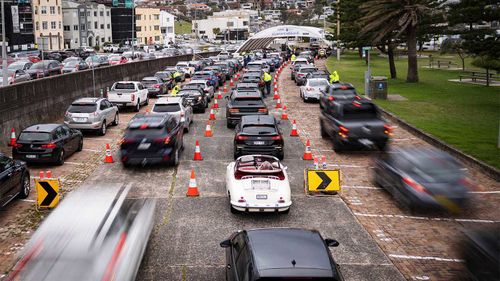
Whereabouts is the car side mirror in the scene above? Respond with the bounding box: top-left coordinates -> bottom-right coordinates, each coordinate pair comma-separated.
224,96 -> 229,100
325,238 -> 339,247
220,239 -> 231,248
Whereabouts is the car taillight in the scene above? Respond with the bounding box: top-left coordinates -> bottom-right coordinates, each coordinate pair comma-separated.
120,138 -> 134,145
8,238 -> 44,280
131,94 -> 135,102
258,108 -> 268,113
139,124 -> 148,129
328,96 -> 334,101
338,126 -> 349,138
403,177 -> 429,194
352,101 -> 361,107
271,135 -> 282,140
384,124 -> 394,136
354,95 -> 361,100
154,84 -> 161,88
236,135 -> 249,141
41,143 -> 57,149
12,143 -> 23,148
238,197 -> 246,203
278,197 -> 285,203
102,232 -> 127,281
229,108 -> 239,113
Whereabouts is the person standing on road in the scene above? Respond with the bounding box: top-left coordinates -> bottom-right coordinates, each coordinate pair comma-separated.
263,71 -> 273,97
171,84 -> 180,96
329,71 -> 340,84
291,54 -> 296,62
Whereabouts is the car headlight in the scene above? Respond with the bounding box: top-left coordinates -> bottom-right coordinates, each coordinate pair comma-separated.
197,96 -> 202,101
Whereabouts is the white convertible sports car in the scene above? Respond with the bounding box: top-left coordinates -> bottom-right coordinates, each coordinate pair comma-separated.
226,155 -> 292,213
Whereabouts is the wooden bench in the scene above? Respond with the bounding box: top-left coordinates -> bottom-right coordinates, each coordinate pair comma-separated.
435,60 -> 459,69
459,71 -> 499,85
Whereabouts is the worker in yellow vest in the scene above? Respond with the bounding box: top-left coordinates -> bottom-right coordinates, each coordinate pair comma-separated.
263,71 -> 273,97
291,54 -> 296,62
171,84 -> 180,96
329,71 -> 340,84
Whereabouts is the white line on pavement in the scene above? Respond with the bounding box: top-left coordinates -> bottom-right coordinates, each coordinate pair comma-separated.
353,212 -> 500,224
64,161 -> 85,165
343,185 -> 383,190
85,137 -> 115,142
82,148 -> 101,152
20,199 -> 36,203
389,254 -> 464,263
468,190 -> 500,194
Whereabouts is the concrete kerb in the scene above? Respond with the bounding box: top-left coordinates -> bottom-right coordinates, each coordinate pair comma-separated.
379,107 -> 500,181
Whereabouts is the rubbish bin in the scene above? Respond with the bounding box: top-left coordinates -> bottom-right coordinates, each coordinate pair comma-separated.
369,76 -> 388,99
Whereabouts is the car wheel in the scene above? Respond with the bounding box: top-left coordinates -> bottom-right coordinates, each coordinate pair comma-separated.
227,121 -> 233,129
145,97 -> 149,105
200,106 -> 206,113
282,207 -> 290,214
134,101 -> 140,112
394,189 -> 414,213
17,173 -> 30,199
320,121 -> 328,138
333,138 -> 344,152
184,124 -> 189,133
377,140 -> 388,151
112,113 -> 119,126
169,148 -> 180,166
277,151 -> 284,160
123,161 -> 132,168
233,149 -> 240,160
57,150 -> 65,166
205,100 -> 209,108
99,121 -> 107,136
77,137 -> 83,151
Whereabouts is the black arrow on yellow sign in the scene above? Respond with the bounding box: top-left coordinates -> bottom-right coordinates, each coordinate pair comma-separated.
39,181 -> 57,207
316,172 -> 332,190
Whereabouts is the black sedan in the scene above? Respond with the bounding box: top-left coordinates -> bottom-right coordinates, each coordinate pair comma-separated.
234,115 -> 284,160
177,89 -> 208,113
461,227 -> 500,281
372,147 -> 472,212
226,90 -> 268,128
120,114 -> 184,167
12,124 -> 83,165
0,153 -> 30,207
220,228 -> 343,281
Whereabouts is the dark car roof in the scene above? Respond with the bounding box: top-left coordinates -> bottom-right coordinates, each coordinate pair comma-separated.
23,124 -> 60,133
128,114 -> 174,129
247,228 -> 334,277
233,91 -> 262,99
237,83 -> 259,88
241,115 -> 275,125
330,82 -> 355,90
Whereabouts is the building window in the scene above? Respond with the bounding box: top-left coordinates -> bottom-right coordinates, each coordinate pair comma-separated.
94,22 -> 97,29
59,21 -> 61,29
166,18 -> 169,22
106,11 -> 110,16
167,26 -> 173,33
149,15 -> 151,20
101,37 -> 105,42
87,11 -> 90,16
100,11 -> 104,16
108,37 -> 111,42
51,21 -> 56,29
50,6 -> 55,14
36,22 -> 39,30
136,26 -> 141,32
42,21 -> 48,29
34,6 -> 38,14
154,36 -> 160,41
41,6 -> 47,14
227,21 -> 234,27
64,25 -> 70,31
73,25 -> 78,30
79,11 -> 85,17
243,21 -> 248,26
154,25 -> 159,31
136,15 -> 141,20
94,11 -> 97,17
81,24 -> 86,30
75,38 -> 78,43
107,23 -> 110,29
154,14 -> 159,20
58,6 -> 61,14
100,24 -> 104,29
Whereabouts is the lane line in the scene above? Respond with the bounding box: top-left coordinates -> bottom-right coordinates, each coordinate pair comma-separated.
64,161 -> 85,165
84,137 -> 115,142
343,185 -> 383,190
20,199 -> 36,203
389,254 -> 464,263
82,148 -> 101,152
469,190 -> 500,194
354,212 -> 500,223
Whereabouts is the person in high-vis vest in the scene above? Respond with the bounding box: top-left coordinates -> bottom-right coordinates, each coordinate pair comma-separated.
329,71 -> 340,84
291,54 -> 297,62
171,84 -> 180,96
263,71 -> 273,96
172,71 -> 182,82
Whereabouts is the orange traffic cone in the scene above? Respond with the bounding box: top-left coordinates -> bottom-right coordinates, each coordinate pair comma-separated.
274,86 -> 278,92
313,157 -> 319,169
281,105 -> 288,120
209,109 -> 216,120
205,121 -> 213,137
290,120 -> 299,137
104,143 -> 114,163
46,170 -> 52,178
9,128 -> 16,147
321,155 -> 327,169
186,169 -> 200,197
275,98 -> 282,109
213,98 -> 219,109
303,139 -> 313,160
237,73 -> 241,79
39,171 -> 45,180
273,91 -> 280,100
217,91 -> 222,99
273,80 -> 277,86
145,108 -> 149,114
230,78 -> 234,86
193,140 -> 203,160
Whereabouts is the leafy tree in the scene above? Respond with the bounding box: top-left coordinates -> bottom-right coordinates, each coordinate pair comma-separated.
440,38 -> 467,71
360,0 -> 442,83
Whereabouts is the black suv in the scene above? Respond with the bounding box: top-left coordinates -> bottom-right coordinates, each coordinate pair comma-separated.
319,99 -> 390,151
234,115 -> 284,159
0,153 -> 30,207
177,88 -> 208,113
306,70 -> 330,81
120,114 -> 184,167
319,83 -> 360,110
12,124 -> 83,165
220,228 -> 343,281
226,90 -> 268,128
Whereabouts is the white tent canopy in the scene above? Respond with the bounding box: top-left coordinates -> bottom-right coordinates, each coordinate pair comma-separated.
236,25 -> 325,53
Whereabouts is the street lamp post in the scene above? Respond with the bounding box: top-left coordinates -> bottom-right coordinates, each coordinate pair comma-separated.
131,2 -> 135,58
1,0 -> 8,86
336,0 -> 340,61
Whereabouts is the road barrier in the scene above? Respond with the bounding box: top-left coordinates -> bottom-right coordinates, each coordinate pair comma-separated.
0,52 -> 219,147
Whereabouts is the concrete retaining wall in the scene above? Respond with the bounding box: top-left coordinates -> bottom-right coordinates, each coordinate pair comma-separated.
0,52 -> 217,146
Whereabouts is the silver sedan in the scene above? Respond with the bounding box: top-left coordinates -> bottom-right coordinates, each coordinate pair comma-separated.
300,78 -> 330,102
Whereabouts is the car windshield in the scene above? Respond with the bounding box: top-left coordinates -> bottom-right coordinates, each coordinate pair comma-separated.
113,83 -> 135,90
64,61 -> 78,67
233,97 -> 264,106
301,68 -> 316,73
189,83 -> 205,88
126,127 -> 167,138
30,63 -> 45,69
309,80 -> 329,87
154,104 -> 181,112
410,157 -> 462,183
18,132 -> 51,142
332,89 -> 357,97
8,63 -> 25,70
342,104 -> 377,119
110,57 -> 121,61
178,90 -> 201,97
68,103 -> 97,113
142,79 -> 158,84
241,125 -> 277,135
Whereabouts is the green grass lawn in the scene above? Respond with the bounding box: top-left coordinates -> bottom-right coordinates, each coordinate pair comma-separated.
326,52 -> 500,169
175,21 -> 192,35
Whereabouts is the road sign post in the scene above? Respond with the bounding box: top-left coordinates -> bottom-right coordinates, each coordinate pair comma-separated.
35,179 -> 59,209
305,169 -> 341,194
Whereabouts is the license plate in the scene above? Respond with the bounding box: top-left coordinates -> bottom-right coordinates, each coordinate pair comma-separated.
137,143 -> 151,150
25,155 -> 36,159
74,117 -> 87,122
256,194 -> 267,200
252,179 -> 270,189
253,141 -> 265,145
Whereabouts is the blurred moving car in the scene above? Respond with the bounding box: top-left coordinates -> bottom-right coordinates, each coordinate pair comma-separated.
0,69 -> 31,85
300,78 -> 330,101
372,147 -> 472,212
220,228 -> 342,280
12,124 -> 83,165
152,96 -> 193,132
461,227 -> 500,281
0,153 -> 30,207
120,114 -> 184,167
26,60 -> 62,79
8,184 -> 156,281
141,76 -> 168,97
64,98 -> 119,135
234,116 -> 284,160
319,84 -> 360,109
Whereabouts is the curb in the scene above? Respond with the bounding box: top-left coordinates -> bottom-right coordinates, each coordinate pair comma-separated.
379,108 -> 500,181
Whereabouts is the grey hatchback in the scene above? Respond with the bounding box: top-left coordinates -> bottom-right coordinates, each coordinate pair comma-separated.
64,97 -> 119,135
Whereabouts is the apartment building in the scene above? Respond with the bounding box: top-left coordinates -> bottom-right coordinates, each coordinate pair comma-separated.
135,7 -> 161,45
32,0 -> 64,50
0,0 -> 36,53
160,10 -> 175,44
193,10 -> 253,40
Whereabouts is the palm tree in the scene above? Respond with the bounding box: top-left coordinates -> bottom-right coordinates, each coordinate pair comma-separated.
360,0 -> 437,82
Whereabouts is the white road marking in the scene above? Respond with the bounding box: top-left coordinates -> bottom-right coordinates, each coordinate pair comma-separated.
82,148 -> 101,152
85,137 -> 114,142
20,199 -> 36,203
343,185 -> 383,190
469,190 -> 500,194
64,161 -> 85,165
354,212 -> 500,224
327,164 -> 373,168
389,254 -> 464,263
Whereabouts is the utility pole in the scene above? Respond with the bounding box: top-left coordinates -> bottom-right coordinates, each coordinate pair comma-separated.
131,1 -> 135,58
2,0 -> 8,86
336,0 -> 340,61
